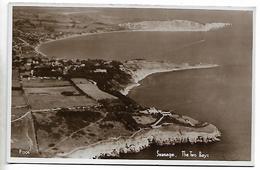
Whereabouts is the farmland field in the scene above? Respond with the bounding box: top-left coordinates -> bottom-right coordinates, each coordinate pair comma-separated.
22,78 -> 71,87
12,90 -> 27,107
71,78 -> 117,100
24,86 -> 81,95
25,93 -> 97,110
24,86 -> 97,110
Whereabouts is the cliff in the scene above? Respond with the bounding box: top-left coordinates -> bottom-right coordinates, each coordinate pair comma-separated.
56,114 -> 221,158
119,20 -> 231,32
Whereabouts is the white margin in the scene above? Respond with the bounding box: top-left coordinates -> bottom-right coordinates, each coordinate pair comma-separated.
5,2 -> 256,167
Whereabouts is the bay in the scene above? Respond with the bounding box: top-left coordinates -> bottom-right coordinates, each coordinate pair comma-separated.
38,10 -> 253,161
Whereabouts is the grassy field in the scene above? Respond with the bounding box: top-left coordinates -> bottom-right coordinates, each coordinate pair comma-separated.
12,69 -> 21,89
132,115 -> 157,125
11,108 -> 30,121
22,78 -> 71,87
71,78 -> 117,100
24,86 -> 81,95
11,90 -> 30,121
45,121 -> 133,156
25,92 -> 97,110
22,78 -> 98,110
12,90 -> 27,107
32,110 -> 133,156
32,111 -> 70,152
32,109 -> 106,155
11,113 -> 39,157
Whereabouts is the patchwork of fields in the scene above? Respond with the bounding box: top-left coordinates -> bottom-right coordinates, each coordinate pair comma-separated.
11,76 -> 118,157
12,77 -> 111,112
24,85 -> 97,110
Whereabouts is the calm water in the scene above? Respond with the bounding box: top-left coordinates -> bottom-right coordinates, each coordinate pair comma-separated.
38,10 -> 253,161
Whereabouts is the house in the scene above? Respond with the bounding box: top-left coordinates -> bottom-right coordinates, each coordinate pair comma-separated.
148,107 -> 160,114
94,69 -> 107,73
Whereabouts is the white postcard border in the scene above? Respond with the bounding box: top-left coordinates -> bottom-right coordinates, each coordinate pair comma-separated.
5,2 -> 256,166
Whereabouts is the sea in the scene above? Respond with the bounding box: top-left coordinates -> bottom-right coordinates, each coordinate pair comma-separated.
38,10 -> 253,161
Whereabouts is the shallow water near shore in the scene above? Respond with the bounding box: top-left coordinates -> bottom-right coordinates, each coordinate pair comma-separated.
37,10 -> 253,161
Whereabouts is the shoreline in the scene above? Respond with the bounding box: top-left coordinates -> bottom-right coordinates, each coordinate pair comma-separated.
120,64 -> 219,95
31,25 -> 222,160
33,30 -> 220,97
35,21 -> 231,58
35,30 -> 146,57
56,123 -> 221,159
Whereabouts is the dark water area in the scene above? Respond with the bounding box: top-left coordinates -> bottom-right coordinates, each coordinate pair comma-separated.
127,66 -> 251,161
38,10 -> 253,161
38,31 -> 205,62
126,12 -> 253,161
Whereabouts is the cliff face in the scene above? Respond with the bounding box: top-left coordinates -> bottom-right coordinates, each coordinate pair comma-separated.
57,122 -> 221,158
119,20 -> 231,32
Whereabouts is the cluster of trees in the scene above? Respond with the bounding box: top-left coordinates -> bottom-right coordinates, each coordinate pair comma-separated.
66,59 -> 144,113
34,65 -> 63,78
67,60 -> 132,92
57,108 -> 102,132
103,111 -> 140,131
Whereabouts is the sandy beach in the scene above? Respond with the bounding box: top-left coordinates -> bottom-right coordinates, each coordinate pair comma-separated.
120,62 -> 219,95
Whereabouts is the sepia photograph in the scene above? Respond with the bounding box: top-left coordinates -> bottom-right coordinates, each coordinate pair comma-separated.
8,4 -> 254,165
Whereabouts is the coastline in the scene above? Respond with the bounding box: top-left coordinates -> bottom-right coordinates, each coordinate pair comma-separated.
35,30 -> 141,57
56,122 -> 221,158
11,7 -> 253,162
120,63 -> 219,95
119,21 -> 231,32
35,20 -> 231,58
31,23 -> 222,160
34,31 -> 219,96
